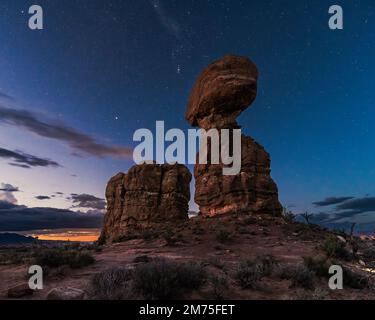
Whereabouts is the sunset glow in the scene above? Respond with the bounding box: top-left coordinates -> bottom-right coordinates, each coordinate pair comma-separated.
25,229 -> 100,242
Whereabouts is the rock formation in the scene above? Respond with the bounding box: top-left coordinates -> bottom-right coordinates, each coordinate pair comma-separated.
100,163 -> 191,243
186,55 -> 282,216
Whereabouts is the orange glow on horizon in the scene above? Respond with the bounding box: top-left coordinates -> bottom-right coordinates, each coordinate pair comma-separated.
29,229 -> 100,242
34,234 -> 99,242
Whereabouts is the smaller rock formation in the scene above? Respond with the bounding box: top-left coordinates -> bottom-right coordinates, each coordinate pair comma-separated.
100,163 -> 192,243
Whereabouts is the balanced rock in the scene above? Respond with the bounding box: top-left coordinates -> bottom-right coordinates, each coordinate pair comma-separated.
186,55 -> 258,129
100,163 -> 192,242
187,55 -> 281,216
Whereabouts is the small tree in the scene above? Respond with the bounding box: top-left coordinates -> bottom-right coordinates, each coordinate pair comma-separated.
282,207 -> 295,222
301,212 -> 313,225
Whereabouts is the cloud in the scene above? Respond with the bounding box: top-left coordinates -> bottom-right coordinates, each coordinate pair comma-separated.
0,147 -> 60,168
0,200 -> 103,231
35,195 -> 51,200
149,0 -> 181,39
336,197 -> 375,214
0,105 -> 133,159
0,91 -> 14,101
69,193 -> 106,211
307,196 -> 375,235
313,197 -> 354,207
0,183 -> 19,204
0,183 -> 19,192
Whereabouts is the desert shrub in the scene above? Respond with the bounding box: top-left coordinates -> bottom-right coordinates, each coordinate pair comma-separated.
295,288 -> 329,300
322,236 -> 353,260
35,249 -> 95,269
362,247 -> 375,260
163,229 -> 178,246
91,267 -> 133,300
0,248 -> 32,265
132,259 -> 206,299
282,207 -> 295,222
235,261 -> 262,289
210,276 -> 229,300
70,251 -> 95,268
256,254 -> 277,277
290,265 -> 315,289
277,264 -> 315,290
45,265 -> 69,279
206,257 -> 226,270
64,242 -> 81,250
342,266 -> 369,289
216,229 -> 232,244
303,256 -> 331,278
235,255 -> 276,290
35,249 -> 66,267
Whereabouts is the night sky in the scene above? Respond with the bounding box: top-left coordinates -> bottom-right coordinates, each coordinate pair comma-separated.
0,0 -> 374,233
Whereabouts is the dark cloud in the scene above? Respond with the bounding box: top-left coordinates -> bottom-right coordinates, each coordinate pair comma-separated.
0,106 -> 132,158
0,200 -> 103,231
0,183 -> 19,204
336,197 -> 375,214
9,163 -> 33,169
0,147 -> 60,168
313,196 -> 354,207
70,193 -> 106,211
304,197 -> 375,235
0,200 -> 17,210
35,196 -> 51,200
0,183 -> 19,192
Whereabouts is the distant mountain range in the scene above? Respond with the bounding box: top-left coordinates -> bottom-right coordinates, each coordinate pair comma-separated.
0,233 -> 36,244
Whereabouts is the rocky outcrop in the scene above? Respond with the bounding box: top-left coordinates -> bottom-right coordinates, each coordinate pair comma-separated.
187,55 -> 282,216
100,163 -> 191,243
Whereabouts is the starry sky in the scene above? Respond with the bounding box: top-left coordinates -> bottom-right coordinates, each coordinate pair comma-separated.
0,0 -> 375,233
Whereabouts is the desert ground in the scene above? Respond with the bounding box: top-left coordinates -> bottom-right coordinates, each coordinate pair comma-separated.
1,212 -> 375,300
